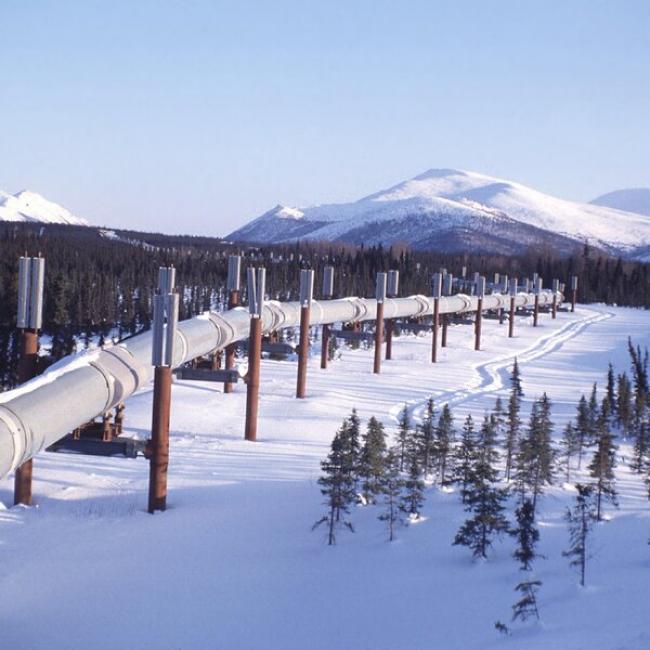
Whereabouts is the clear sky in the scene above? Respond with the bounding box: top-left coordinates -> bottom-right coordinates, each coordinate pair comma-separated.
1,0 -> 648,236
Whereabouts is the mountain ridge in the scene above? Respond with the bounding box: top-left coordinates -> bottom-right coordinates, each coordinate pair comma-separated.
0,189 -> 89,226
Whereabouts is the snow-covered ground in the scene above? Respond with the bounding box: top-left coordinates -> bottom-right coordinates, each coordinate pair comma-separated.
1,304 -> 649,649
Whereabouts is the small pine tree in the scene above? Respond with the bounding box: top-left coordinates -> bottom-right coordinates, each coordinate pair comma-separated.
512,580 -> 542,623
575,394 -> 592,469
378,449 -> 404,541
400,441 -> 425,520
313,427 -> 357,545
417,398 -> 437,478
453,416 -> 509,559
511,499 -> 540,571
560,422 -> 580,483
588,412 -> 618,521
607,363 -> 617,415
396,404 -> 411,471
453,415 -> 477,504
505,360 -> 524,481
359,416 -> 388,504
435,403 -> 455,486
563,483 -> 597,587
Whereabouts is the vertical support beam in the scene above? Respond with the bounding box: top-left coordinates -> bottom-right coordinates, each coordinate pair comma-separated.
551,278 -> 559,319
570,275 -> 578,313
296,269 -> 314,398
224,255 -> 241,394
148,268 -> 178,513
244,267 -> 265,441
385,270 -> 399,361
533,277 -> 542,327
320,323 -> 330,369
508,277 -> 517,339
431,272 -> 442,363
148,365 -> 172,513
373,272 -> 387,374
320,265 -> 334,370
441,273 -> 453,348
14,255 -> 44,507
474,276 -> 485,351
499,275 -> 508,325
245,317 -> 262,440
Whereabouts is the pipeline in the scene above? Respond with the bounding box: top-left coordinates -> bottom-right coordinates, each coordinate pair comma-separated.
0,290 -> 558,479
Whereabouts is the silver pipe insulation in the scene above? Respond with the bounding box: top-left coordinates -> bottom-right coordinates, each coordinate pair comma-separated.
0,290 -> 559,479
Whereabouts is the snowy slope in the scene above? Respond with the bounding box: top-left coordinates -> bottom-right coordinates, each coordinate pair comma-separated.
0,189 -> 89,225
1,305 -> 649,649
591,188 -> 650,216
229,169 -> 650,258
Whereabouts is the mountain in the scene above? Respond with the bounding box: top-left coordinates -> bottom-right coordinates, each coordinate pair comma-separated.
228,169 -> 650,259
590,188 -> 650,216
0,190 -> 89,226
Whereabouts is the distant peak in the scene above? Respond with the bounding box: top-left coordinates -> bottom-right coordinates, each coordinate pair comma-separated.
412,168 -> 468,181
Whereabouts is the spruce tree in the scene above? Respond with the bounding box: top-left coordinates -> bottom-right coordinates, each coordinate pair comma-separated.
417,398 -> 437,478
435,403 -> 455,486
560,422 -> 580,483
588,412 -> 618,521
563,483 -> 597,587
400,438 -> 425,520
313,426 -> 357,545
607,363 -> 617,416
505,360 -> 524,481
575,394 -> 592,469
378,449 -> 404,541
359,416 -> 388,504
396,404 -> 411,471
453,415 -> 477,504
453,415 -> 509,559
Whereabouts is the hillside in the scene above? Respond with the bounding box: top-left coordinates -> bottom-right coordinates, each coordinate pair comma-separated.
228,169 -> 650,259
0,190 -> 89,226
591,188 -> 650,216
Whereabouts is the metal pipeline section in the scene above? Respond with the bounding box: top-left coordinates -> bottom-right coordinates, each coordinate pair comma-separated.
0,290 -> 559,479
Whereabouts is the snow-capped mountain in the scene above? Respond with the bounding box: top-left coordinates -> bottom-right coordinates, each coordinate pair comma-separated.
228,169 -> 650,258
0,190 -> 89,226
590,188 -> 650,217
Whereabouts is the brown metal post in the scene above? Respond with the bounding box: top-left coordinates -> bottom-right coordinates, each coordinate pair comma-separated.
533,295 -> 540,327
14,329 -> 38,506
320,324 -> 330,369
571,289 -> 577,313
224,289 -> 239,393
474,298 -> 483,351
115,403 -> 125,435
374,301 -> 384,374
148,365 -> 172,513
552,294 -> 557,319
296,304 -> 310,398
508,296 -> 516,338
441,314 -> 448,347
385,319 -> 393,360
244,316 -> 262,441
431,298 -> 440,363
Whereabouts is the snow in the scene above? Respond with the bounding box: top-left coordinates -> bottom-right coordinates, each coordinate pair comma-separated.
0,189 -> 89,226
0,305 -> 649,649
230,169 -> 650,256
591,188 -> 650,217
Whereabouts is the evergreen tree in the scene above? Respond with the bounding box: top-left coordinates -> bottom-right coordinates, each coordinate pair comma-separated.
313,426 -> 357,545
453,415 -> 477,504
616,372 -> 633,435
435,403 -> 455,486
632,418 -> 649,474
417,398 -> 437,478
453,415 -> 509,559
358,416 -> 388,504
396,404 -> 411,471
512,579 -> 542,623
607,363 -> 617,415
588,384 -> 600,440
588,413 -> 618,521
560,422 -> 580,483
511,500 -> 540,571
505,360 -> 524,481
400,437 -> 425,520
563,483 -> 597,587
340,408 -> 362,493
515,394 -> 555,513
378,449 -> 404,541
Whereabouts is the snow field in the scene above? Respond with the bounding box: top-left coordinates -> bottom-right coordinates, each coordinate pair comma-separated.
0,304 -> 649,649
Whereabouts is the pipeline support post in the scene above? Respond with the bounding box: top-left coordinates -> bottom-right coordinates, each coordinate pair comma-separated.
374,272 -> 387,374
533,277 -> 542,327
296,269 -> 314,398
245,267 -> 265,441
320,266 -> 334,369
148,266 -> 179,514
224,255 -> 241,393
551,278 -> 559,319
508,277 -> 517,339
475,275 -> 485,351
570,275 -> 578,313
431,272 -> 442,363
14,255 -> 45,506
385,270 -> 399,361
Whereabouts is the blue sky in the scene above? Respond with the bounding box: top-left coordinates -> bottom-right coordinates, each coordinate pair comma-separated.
1,0 -> 648,235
